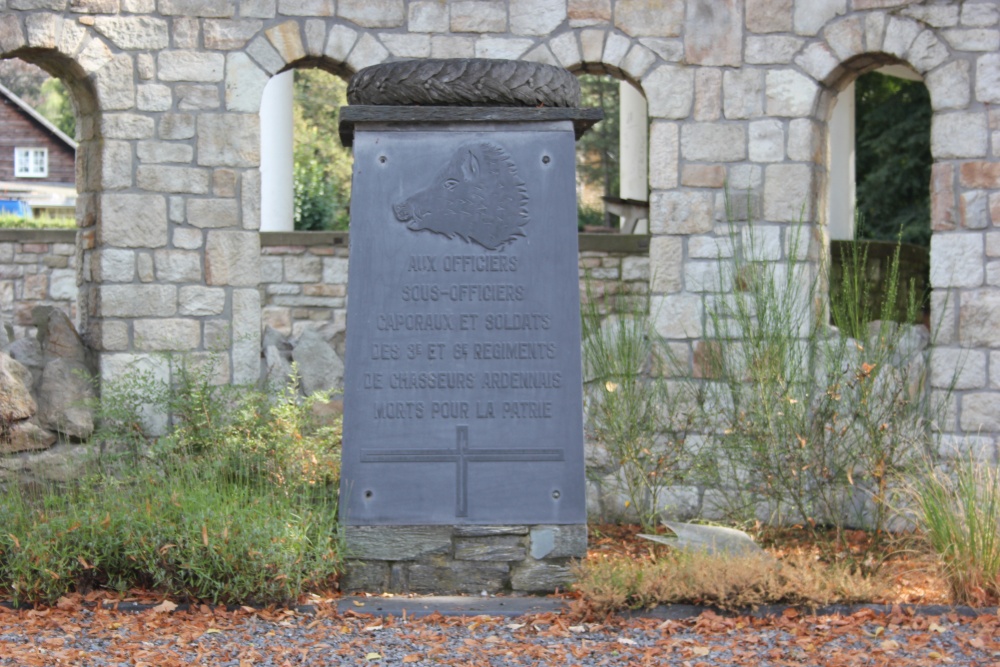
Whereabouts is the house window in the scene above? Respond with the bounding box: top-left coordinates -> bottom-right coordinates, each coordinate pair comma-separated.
14,147 -> 48,178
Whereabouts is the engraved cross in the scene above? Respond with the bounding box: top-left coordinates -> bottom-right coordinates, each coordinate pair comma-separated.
360,425 -> 564,517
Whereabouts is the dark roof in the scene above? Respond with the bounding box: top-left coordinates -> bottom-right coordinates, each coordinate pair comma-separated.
0,81 -> 77,151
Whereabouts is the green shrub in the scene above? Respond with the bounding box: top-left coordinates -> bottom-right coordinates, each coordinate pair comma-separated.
0,214 -> 75,229
0,362 -> 343,606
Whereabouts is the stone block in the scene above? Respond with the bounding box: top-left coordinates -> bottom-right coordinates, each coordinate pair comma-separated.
232,288 -> 261,384
621,256 -> 650,281
154,250 -> 202,282
407,561 -> 510,594
303,19 -> 327,55
285,255 -> 322,283
930,234 -> 984,288
197,114 -> 259,167
322,256 -> 349,284
745,35 -> 804,64
961,191 -> 990,230
643,65 -> 693,119
137,84 -> 172,111
907,30 -> 949,73
339,0 -> 405,28
766,69 -> 819,117
941,28 -> 1000,52
793,0 -> 845,35
475,37 -> 533,59
511,561 -> 574,592
431,35 -> 476,59
277,0 -> 333,15
347,33 -> 390,71
98,248 -> 135,282
205,231 -> 259,286
976,53 -> 1000,104
134,318 -> 201,351
651,293 -> 703,338
159,112 -> 195,140
94,16 -> 168,50
650,191 -> 713,234
138,253 -> 155,282
408,0 -> 449,32
452,525 -> 530,537
177,84 -> 221,110
685,0 -> 742,67
137,141 -> 193,164
188,198 -> 240,228
93,54 -> 136,111
824,15 -> 863,61
247,34 -> 285,74
157,50 -> 224,82
931,347 -> 986,390
787,118 -> 820,162
100,284 -> 176,317
265,20 -> 305,63
681,123 -> 746,162
381,33 -> 431,58
722,69 -> 763,119
344,525 -> 452,561
547,31 -> 581,68
579,28 -> 605,62
925,60 -> 970,110
160,0 -> 233,17
961,392 -> 1000,433
99,141 -> 132,190
179,286 -> 226,315
681,164 -> 726,187
749,119 -> 784,162
510,0 -> 565,36
882,15 -> 921,58
638,36 -> 683,61
938,434 -> 996,463
962,3 -> 999,28
615,0 -> 683,37
746,0 -> 792,33
648,122 -> 678,189
763,163 -> 814,222
931,162 -> 956,231
959,288 -> 1000,346
340,561 -> 389,592
203,18 -> 262,49
242,0 -> 275,17
137,166 -> 211,194
241,169 -> 262,230
602,31 -> 631,69
649,235 -> 682,292
569,0 -> 610,27
530,524 -> 587,558
794,42 -> 841,83
454,537 -> 526,561
621,43 -> 656,79
694,69 -> 722,121
450,0 -> 506,32
101,193 -> 168,248
225,52 -> 268,113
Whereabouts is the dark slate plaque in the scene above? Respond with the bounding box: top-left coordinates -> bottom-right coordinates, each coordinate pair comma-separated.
340,121 -> 586,525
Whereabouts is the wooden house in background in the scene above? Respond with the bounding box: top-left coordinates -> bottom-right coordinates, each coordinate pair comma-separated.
0,82 -> 76,218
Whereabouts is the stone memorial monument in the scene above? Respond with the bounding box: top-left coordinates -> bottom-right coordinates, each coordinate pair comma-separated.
338,60 -> 601,594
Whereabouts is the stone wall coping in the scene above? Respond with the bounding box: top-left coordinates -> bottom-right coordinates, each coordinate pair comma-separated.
339,106 -> 604,147
260,231 -> 648,254
0,229 -> 76,243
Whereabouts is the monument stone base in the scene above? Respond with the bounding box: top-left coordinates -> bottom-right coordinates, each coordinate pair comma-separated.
341,524 -> 587,594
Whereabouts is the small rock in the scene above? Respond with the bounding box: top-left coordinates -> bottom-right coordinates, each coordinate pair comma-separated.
2,420 -> 57,454
0,353 -> 37,422
35,307 -> 91,367
36,358 -> 96,440
291,328 -> 344,395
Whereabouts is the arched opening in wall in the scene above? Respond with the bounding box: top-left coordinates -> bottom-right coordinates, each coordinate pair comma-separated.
575,73 -> 649,235
259,63 -> 352,367
0,55 -> 91,340
827,64 -> 932,332
260,66 -> 353,232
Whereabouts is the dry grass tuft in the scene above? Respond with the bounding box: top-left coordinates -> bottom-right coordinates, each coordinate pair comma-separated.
573,549 -> 893,615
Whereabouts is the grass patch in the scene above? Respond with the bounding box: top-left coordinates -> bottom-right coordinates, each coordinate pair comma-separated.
0,214 -> 75,229
911,454 -> 1000,606
0,364 -> 343,606
574,549 -> 892,615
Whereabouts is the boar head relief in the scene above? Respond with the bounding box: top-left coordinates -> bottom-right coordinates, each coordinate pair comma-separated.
392,142 -> 529,251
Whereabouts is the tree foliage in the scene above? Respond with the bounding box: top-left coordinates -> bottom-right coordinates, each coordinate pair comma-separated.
0,60 -> 75,138
854,72 -> 932,247
293,68 -> 352,231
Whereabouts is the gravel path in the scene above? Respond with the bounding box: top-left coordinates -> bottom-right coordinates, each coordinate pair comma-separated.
0,600 -> 997,666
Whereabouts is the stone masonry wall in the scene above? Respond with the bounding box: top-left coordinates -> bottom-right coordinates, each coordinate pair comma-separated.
1,0 -> 997,468
0,231 -> 77,339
